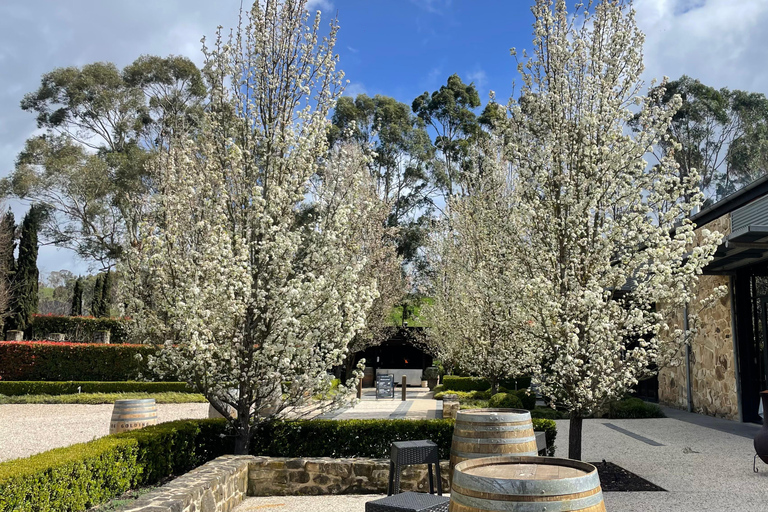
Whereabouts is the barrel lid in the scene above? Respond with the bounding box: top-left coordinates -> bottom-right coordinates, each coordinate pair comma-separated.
456,408 -> 531,422
453,456 -> 600,496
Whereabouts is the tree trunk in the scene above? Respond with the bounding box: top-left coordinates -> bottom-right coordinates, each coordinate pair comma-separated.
490,377 -> 499,395
568,413 -> 583,461
234,415 -> 252,455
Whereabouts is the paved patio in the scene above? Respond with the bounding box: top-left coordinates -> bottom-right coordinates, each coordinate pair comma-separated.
236,406 -> 768,512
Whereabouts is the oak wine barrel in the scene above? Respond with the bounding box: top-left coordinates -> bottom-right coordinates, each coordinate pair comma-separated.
450,408 -> 538,472
450,455 -> 606,512
109,398 -> 157,434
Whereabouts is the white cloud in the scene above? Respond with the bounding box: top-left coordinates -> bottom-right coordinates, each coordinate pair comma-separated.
635,0 -> 768,93
343,82 -> 368,98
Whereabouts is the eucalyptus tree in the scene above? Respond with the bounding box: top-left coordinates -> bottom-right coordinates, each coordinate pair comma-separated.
3,55 -> 206,268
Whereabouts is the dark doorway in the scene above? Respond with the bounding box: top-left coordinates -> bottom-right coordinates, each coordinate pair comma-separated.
735,269 -> 768,423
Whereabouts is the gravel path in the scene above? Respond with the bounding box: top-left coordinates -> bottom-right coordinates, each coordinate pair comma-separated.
0,403 -> 209,462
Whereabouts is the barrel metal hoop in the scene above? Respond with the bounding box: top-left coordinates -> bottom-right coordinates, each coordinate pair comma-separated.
450,490 -> 604,512
456,409 -> 532,423
452,436 -> 537,445
450,449 -> 538,460
451,482 -> 602,502
454,423 -> 532,431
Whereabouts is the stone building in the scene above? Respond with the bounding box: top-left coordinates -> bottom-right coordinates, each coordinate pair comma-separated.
658,175 -> 768,423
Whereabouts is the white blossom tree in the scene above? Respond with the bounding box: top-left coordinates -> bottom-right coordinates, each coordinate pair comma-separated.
503,0 -> 722,459
424,138 -> 536,392
121,0 -> 376,454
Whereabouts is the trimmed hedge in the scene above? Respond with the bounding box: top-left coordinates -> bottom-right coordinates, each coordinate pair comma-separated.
0,341 -> 161,381
442,376 -> 532,392
0,417 -> 558,511
28,314 -> 130,344
251,418 -> 557,459
0,419 -> 228,512
606,398 -> 665,419
488,393 -> 523,409
0,381 -> 190,396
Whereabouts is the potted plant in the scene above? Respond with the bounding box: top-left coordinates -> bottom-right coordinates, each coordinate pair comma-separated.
423,366 -> 440,390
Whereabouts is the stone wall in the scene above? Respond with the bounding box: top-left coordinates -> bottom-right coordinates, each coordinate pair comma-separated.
248,456 -> 450,496
120,455 -> 251,512
658,215 -> 739,420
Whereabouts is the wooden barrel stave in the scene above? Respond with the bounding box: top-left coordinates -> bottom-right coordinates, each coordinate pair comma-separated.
109,398 -> 158,434
449,455 -> 606,512
450,409 -> 538,472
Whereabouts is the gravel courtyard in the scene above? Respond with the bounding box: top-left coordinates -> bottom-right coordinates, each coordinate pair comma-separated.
0,403 -> 209,462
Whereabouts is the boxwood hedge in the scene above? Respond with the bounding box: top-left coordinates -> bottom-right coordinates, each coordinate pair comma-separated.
0,417 -> 557,511
0,381 -> 191,396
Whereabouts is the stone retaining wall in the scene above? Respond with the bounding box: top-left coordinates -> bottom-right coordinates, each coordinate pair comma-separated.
247,456 -> 450,496
120,455 -> 252,512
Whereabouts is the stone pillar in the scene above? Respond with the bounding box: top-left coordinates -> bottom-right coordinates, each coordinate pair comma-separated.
5,330 -> 23,341
48,333 -> 66,341
93,330 -> 111,344
442,393 -> 460,419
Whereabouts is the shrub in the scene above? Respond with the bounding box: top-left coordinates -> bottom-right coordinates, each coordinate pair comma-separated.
442,375 -> 532,392
251,418 -> 557,459
441,376 -> 489,392
28,315 -> 130,344
0,419 -> 229,512
0,392 -> 207,405
423,367 -> 439,381
488,392 -> 524,409
434,390 -> 490,401
530,407 -> 568,420
515,389 -> 537,410
532,418 -> 557,456
0,342 -> 162,381
606,398 -> 665,419
0,381 -> 190,396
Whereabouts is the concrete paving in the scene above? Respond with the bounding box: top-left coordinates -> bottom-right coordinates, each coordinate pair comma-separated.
316,388 -> 441,420
235,406 -> 768,512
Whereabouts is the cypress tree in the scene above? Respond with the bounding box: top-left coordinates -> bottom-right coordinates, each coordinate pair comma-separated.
8,205 -> 44,332
101,271 -> 112,318
0,210 -> 16,330
71,277 -> 83,316
91,273 -> 104,317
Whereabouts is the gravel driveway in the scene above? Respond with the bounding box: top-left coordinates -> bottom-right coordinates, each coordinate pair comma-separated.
0,403 -> 209,462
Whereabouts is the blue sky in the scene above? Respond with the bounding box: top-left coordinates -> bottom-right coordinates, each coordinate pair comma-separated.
2,0 -> 768,276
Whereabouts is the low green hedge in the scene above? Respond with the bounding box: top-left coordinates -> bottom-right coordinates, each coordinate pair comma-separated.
0,419 -> 228,512
0,381 -> 191,396
28,315 -> 130,344
0,417 -> 558,511
442,376 -> 532,392
0,342 -> 161,381
251,418 -> 557,459
433,390 -> 492,401
606,398 -> 665,419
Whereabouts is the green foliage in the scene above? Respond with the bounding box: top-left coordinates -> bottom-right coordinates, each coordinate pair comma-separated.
0,341 -> 159,381
0,381 -> 190,395
252,418 -> 556,459
423,366 -> 439,381
532,418 -> 558,457
605,398 -> 665,419
442,376 -> 490,391
530,407 -> 568,420
7,205 -> 45,332
5,56 -> 205,266
388,297 -> 434,327
0,419 -> 229,512
28,315 -> 129,343
91,272 -> 112,318
433,390 -> 491,401
488,392 -> 524,409
71,278 -> 83,316
0,392 -> 206,405
514,389 -> 537,411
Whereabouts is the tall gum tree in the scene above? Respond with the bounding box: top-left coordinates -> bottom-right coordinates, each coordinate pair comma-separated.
122,0 -> 376,454
504,0 -> 722,459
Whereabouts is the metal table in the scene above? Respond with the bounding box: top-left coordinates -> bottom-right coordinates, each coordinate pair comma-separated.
365,491 -> 449,512
389,440 -> 442,496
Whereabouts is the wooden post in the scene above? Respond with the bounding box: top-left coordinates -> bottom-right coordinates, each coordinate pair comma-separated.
357,378 -> 362,399
401,375 -> 407,401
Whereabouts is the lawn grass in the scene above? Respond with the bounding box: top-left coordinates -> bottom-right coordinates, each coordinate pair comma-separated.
0,392 -> 207,405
